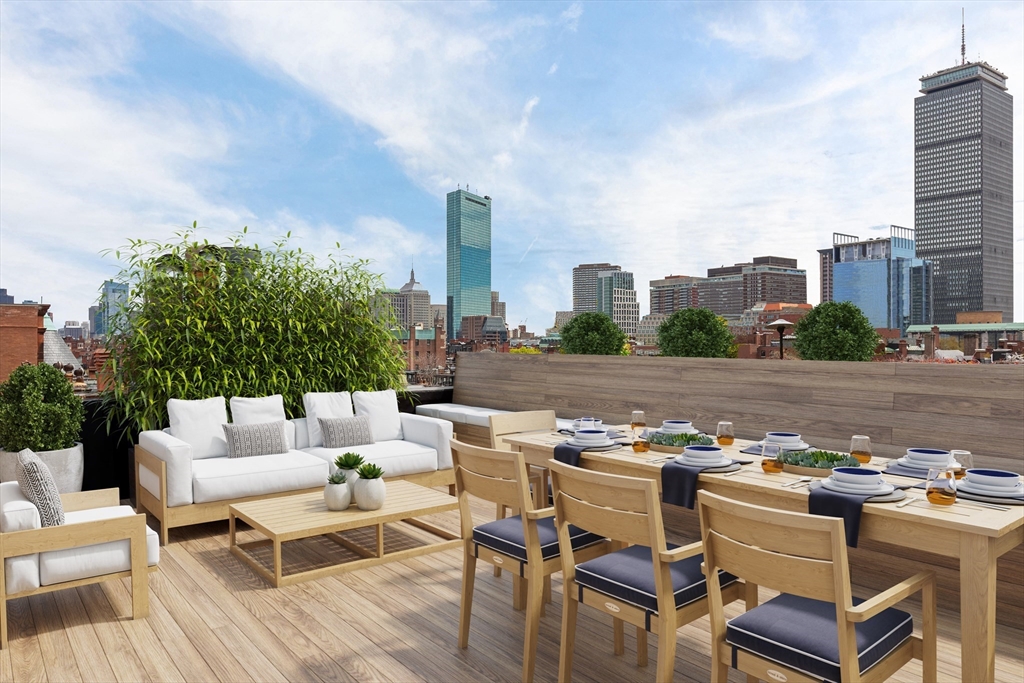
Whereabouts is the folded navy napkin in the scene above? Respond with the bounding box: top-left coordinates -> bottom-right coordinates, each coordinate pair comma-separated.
740,443 -> 766,455
554,442 -> 587,467
661,459 -> 752,510
882,463 -> 931,479
808,486 -> 875,547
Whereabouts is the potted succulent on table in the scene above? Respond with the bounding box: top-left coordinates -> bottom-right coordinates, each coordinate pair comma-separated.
0,363 -> 86,492
353,463 -> 386,511
324,471 -> 351,511
334,452 -> 364,494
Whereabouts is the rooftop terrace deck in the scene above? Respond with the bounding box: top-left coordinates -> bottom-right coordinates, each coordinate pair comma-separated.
3,492 -> 1022,682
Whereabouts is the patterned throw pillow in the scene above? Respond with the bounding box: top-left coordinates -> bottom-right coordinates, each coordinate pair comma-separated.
319,416 -> 374,449
15,449 -> 65,527
222,421 -> 288,459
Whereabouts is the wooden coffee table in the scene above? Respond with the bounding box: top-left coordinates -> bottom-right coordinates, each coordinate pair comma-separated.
228,480 -> 461,587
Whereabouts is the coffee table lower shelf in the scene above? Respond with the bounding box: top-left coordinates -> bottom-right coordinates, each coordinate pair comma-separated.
228,481 -> 462,587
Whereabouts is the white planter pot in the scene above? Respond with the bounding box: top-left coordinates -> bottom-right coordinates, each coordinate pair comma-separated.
324,483 -> 352,511
353,477 -> 386,511
339,468 -> 359,495
0,443 -> 84,493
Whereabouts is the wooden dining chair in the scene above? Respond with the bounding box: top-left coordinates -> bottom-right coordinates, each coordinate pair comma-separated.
548,459 -> 754,683
488,411 -> 556,579
696,490 -> 937,683
451,439 -> 611,683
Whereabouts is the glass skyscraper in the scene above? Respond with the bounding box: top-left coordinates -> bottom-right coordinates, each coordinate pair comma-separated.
915,61 -> 1013,323
829,227 -> 933,332
446,190 -> 491,338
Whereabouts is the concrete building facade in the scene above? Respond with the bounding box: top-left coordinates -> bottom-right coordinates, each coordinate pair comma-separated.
572,263 -> 620,313
596,270 -> 640,337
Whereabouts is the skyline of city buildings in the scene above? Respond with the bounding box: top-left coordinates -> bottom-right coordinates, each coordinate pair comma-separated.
915,59 -> 1014,323
93,280 -> 127,338
446,189 -> 492,339
596,269 -> 640,336
825,227 -> 933,331
572,263 -> 620,313
698,256 -> 807,320
384,268 -> 432,329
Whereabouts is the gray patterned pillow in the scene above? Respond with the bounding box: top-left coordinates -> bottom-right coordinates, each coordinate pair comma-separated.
222,421 -> 288,458
319,416 -> 374,449
16,449 -> 65,527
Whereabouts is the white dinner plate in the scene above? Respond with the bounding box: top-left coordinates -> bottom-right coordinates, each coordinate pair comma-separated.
809,481 -> 905,502
655,427 -> 700,435
568,438 -> 614,448
896,457 -> 961,471
676,455 -> 733,468
957,480 -> 1024,497
825,475 -> 883,490
755,440 -> 812,451
821,479 -> 895,496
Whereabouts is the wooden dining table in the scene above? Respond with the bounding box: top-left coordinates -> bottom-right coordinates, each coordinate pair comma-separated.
503,428 -> 1024,683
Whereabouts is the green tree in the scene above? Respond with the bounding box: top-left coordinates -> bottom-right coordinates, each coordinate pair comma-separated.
560,312 -> 627,355
793,301 -> 879,361
657,308 -> 733,358
102,224 -> 407,432
0,363 -> 85,452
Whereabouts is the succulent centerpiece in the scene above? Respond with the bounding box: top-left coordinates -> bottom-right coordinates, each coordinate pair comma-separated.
324,471 -> 351,510
353,462 -> 386,511
647,431 -> 715,453
777,450 -> 861,477
335,452 -> 365,494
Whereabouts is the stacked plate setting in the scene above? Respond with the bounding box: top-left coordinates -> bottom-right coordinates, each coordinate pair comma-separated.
659,419 -> 698,435
567,428 -> 613,448
676,445 -> 730,467
821,467 -> 895,497
895,448 -> 958,471
958,469 -> 1024,498
762,431 -> 811,451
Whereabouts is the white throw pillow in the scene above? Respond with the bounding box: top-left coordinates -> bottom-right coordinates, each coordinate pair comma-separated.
352,390 -> 403,442
230,394 -> 295,449
302,392 -> 354,448
167,397 -> 229,459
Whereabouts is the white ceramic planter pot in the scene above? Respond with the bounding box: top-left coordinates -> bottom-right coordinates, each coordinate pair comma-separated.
339,468 -> 359,495
324,483 -> 352,511
0,443 -> 84,493
353,477 -> 386,511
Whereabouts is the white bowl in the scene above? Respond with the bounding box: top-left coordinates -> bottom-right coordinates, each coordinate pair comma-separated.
831,467 -> 882,487
683,445 -> 723,460
662,420 -> 693,433
573,418 -> 603,430
766,432 -> 801,445
574,429 -> 607,442
904,448 -> 950,463
965,469 -> 1022,488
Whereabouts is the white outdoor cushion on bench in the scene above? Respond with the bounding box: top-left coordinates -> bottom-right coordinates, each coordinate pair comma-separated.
306,440 -> 437,478
40,505 -> 159,586
415,403 -> 575,432
191,451 -> 328,504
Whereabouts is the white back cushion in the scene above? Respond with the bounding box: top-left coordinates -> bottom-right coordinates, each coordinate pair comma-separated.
230,394 -> 295,449
167,397 -> 229,459
302,392 -> 353,448
1,481 -> 41,532
352,390 -> 403,442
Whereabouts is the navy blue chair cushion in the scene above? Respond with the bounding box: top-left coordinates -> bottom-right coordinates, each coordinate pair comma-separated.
473,516 -> 604,562
574,544 -> 736,613
726,593 -> 913,682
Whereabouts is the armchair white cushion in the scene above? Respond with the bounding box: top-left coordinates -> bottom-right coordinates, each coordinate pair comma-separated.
230,395 -> 296,449
39,505 -> 159,585
167,397 -> 229,459
1,481 -> 41,593
352,389 -> 403,441
302,392 -> 353,448
400,413 -> 453,470
138,430 -> 194,507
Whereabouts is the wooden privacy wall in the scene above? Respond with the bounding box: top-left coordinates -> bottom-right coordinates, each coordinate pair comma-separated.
454,353 -> 1024,628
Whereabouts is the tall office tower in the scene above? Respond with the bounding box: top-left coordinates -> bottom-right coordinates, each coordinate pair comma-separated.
596,270 -> 640,336
699,257 -> 806,320
447,189 -> 492,338
87,305 -> 100,338
490,291 -> 507,321
649,275 -> 703,315
94,280 -> 128,337
384,269 -> 432,328
829,227 -> 933,332
915,57 -> 1013,323
573,263 -> 620,312
818,234 -> 860,302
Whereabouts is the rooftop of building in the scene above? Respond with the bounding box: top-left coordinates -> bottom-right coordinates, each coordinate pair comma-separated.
907,322 -> 1024,334
919,60 -> 1008,93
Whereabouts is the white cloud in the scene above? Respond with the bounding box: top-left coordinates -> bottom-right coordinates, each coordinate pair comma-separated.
707,3 -> 815,61
548,62 -> 558,75
560,3 -> 583,33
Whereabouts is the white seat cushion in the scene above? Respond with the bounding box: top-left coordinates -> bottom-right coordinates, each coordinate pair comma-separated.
461,407 -> 510,428
414,403 -> 464,420
2,481 -> 41,593
168,397 -> 229,459
352,390 -> 403,441
39,506 -> 159,587
305,440 -> 437,477
191,451 -> 328,504
419,403 -> 510,428
303,392 -> 354,448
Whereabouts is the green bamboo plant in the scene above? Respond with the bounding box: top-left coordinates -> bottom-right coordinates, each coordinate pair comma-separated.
101,224 -> 406,432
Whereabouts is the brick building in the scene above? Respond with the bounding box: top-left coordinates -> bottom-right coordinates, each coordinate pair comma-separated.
0,303 -> 50,382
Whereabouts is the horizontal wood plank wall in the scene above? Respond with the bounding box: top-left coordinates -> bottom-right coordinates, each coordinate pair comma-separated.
453,353 -> 1024,628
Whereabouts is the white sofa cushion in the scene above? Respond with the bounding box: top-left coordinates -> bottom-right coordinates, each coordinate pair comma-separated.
352,390 -> 403,441
168,397 -> 229,459
414,403 -> 464,420
399,413 -> 454,470
460,407 -> 509,428
303,392 -> 353,448
138,429 -> 194,507
290,418 -> 310,450
2,481 -> 41,594
305,440 -> 437,478
191,451 -> 328,504
230,395 -> 296,449
40,506 -> 159,586
6,553 -> 40,594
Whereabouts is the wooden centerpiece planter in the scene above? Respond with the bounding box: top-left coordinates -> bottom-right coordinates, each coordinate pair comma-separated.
777,450 -> 861,478
647,432 -> 715,454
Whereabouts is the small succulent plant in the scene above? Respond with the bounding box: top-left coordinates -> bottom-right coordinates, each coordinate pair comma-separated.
356,462 -> 385,479
335,452 -> 365,470
327,471 -> 347,485
648,432 -> 714,447
778,450 -> 860,469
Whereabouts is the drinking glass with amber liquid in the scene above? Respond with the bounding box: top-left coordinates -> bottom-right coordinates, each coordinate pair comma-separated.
717,421 -> 735,446
850,435 -> 872,465
926,467 -> 957,506
761,443 -> 783,474
950,451 -> 973,479
631,411 -> 649,453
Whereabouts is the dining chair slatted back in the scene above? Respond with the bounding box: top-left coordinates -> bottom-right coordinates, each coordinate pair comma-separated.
489,410 -> 557,451
697,490 -> 936,683
451,439 -> 533,539
548,459 -> 750,683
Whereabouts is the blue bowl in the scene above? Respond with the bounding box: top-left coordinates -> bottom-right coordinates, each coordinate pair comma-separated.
683,445 -> 723,459
766,431 -> 801,445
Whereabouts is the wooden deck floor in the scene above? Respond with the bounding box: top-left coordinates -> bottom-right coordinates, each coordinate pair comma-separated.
2,492 -> 1022,683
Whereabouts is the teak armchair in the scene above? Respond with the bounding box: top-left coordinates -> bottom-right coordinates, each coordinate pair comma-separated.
548,459 -> 754,683
451,439 -> 610,683
697,490 -> 937,683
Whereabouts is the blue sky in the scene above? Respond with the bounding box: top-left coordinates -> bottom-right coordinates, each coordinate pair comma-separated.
2,1 -> 1022,326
